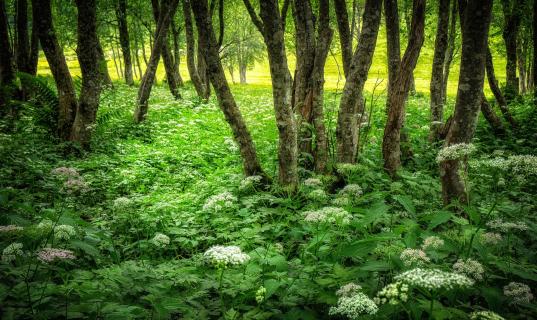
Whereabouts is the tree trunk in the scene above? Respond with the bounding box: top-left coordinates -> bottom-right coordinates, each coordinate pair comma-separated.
96,44 -> 113,87
239,61 -> 247,84
71,0 -> 102,148
440,0 -> 492,205
116,0 -> 134,85
134,0 -> 180,122
336,0 -> 382,164
334,0 -> 352,77
442,0 -> 457,103
15,0 -> 32,73
429,0 -> 450,141
534,0 -> 537,103
517,37 -> 527,94
243,0 -> 298,190
485,46 -> 517,127
480,92 -> 505,135
502,0 -> 522,100
197,38 -> 211,98
170,19 -> 184,86
382,0 -> 426,177
28,15 -> 38,75
32,0 -> 78,140
190,0 -> 265,178
384,0 -> 401,101
183,0 -> 207,99
0,0 -> 14,109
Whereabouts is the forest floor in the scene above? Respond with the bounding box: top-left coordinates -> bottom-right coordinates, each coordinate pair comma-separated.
1,83 -> 537,319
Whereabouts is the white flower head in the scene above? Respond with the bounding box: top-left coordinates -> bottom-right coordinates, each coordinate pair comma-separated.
394,268 -> 474,291
422,236 -> 444,250
374,281 -> 409,306
202,191 -> 237,213
37,248 -> 76,263
400,248 -> 430,266
340,184 -> 363,198
453,258 -> 484,281
54,225 -> 76,241
304,207 -> 352,225
307,189 -> 328,201
329,292 -> 378,318
436,143 -> 476,163
204,245 -> 250,268
336,283 -> 362,297
335,163 -> 361,176
303,178 -> 322,188
331,196 -> 351,207
51,167 -> 79,178
503,282 -> 533,304
486,218 -> 528,233
0,225 -> 24,233
152,233 -> 170,247
239,175 -> 263,191
2,243 -> 23,263
480,232 -> 502,245
113,197 -> 133,208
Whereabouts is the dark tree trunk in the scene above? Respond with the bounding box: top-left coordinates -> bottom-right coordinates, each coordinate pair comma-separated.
28,16 -> 39,75
501,0 -> 522,100
96,44 -> 113,87
15,0 -> 31,73
116,0 -> 134,85
429,0 -> 450,141
243,0 -> 298,190
384,0 -> 401,101
0,0 -> 15,109
382,0 -> 426,177
71,0 -> 102,148
334,0 -> 352,77
170,19 -> 183,86
534,0 -> 537,103
517,37 -> 527,94
32,0 -> 78,140
440,0 -> 492,205
485,46 -> 517,127
183,0 -> 207,99
134,0 -> 180,122
190,0 -> 265,178
151,0 -> 180,99
480,92 -> 505,135
336,0 -> 382,164
197,37 -> 211,98
442,0 -> 457,103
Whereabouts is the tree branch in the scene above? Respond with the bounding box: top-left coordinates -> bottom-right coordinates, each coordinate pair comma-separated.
242,0 -> 264,35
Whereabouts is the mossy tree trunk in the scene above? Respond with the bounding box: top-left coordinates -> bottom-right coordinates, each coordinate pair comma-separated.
116,0 -> 134,86
183,0 -> 207,99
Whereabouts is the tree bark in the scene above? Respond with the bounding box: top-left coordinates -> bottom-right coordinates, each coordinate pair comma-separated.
32,0 -> 78,140
429,0 -> 450,141
71,0 -> 102,148
334,0 -> 352,77
440,0 -> 492,205
485,46 -> 517,127
501,0 -> 522,100
384,0 -> 401,101
442,0 -> 458,103
190,0 -> 265,178
382,0 -> 426,177
134,0 -> 180,122
96,44 -> 113,87
170,18 -> 183,86
517,36 -> 527,94
0,0 -> 14,86
28,15 -> 38,75
336,0 -> 382,164
15,0 -> 32,73
183,0 -> 207,99
480,92 -> 505,135
534,0 -> 537,103
239,61 -> 247,84
243,0 -> 298,190
116,0 -> 134,85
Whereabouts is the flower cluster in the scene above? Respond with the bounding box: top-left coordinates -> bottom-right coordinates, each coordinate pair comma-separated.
329,292 -> 378,319
204,245 -> 250,268
303,178 -> 322,188
478,155 -> 537,176
336,283 -> 362,297
374,281 -> 409,305
331,196 -> 351,207
202,191 -> 237,212
255,286 -> 266,304
339,184 -> 363,198
51,167 -> 79,178
421,236 -> 444,250
394,268 -> 474,291
37,219 -> 54,232
63,177 -> 89,194
37,248 -> 76,263
152,233 -> 170,247
453,258 -> 484,281
303,207 -> 352,225
307,189 -> 328,201
503,282 -> 534,304
436,143 -> 476,163
54,225 -> 76,241
113,197 -> 133,208
400,248 -> 430,266
0,225 -> 24,233
486,218 -> 528,232
335,163 -> 361,176
480,232 -> 502,245
2,243 -> 23,263
470,311 -> 505,320
239,175 -> 263,191
224,137 -> 239,153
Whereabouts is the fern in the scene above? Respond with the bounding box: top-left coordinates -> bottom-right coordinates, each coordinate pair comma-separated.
17,72 -> 60,130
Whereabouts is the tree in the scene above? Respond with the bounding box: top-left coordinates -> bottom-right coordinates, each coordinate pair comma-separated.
382,0 -> 425,177
441,0 -> 458,103
32,0 -> 78,140
183,0 -> 208,99
440,0 -> 492,205
115,0 -> 134,85
384,0 -> 401,104
502,0 -> 523,100
534,0 -> 537,103
71,0 -> 103,147
190,0 -> 265,178
429,0 -> 450,141
485,45 -> 517,127
134,0 -> 180,123
292,0 -> 333,172
336,0 -> 382,164
0,0 -> 15,110
243,0 -> 298,191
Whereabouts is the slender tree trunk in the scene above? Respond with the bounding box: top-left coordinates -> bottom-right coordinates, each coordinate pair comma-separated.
502,0 -> 522,100
32,0 -> 78,140
28,16 -> 38,75
134,0 -> 179,122
384,0 -> 401,102
382,0 -> 426,176
336,0 -> 382,164
440,0 -> 492,205
0,0 -> 15,109
190,0 -> 265,177
517,37 -> 527,94
170,19 -> 183,86
485,46 -> 517,127
334,0 -> 352,77
429,0 -> 450,141
442,0 -> 457,103
96,44 -> 113,87
243,0 -> 298,190
116,0 -> 134,85
183,0 -> 206,98
197,38 -> 211,98
402,0 -> 417,95
15,0 -> 32,73
239,61 -> 247,84
71,0 -> 102,148
534,0 -> 537,103
480,92 -> 505,135
111,43 -> 121,79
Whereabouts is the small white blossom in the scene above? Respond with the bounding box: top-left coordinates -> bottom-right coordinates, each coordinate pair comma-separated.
503,282 -> 533,304
307,189 -> 328,201
421,236 -> 444,250
152,233 -> 170,247
486,218 -> 528,232
36,219 -> 54,232
335,163 -> 360,176
2,243 -> 23,263
37,248 -> 76,263
470,311 -> 505,320
303,207 -> 352,225
374,281 -> 409,305
0,225 -> 24,233
400,248 -> 430,266
394,268 -> 474,291
202,191 -> 237,212
224,137 -> 239,152
329,292 -> 378,319
303,178 -> 322,187
113,197 -> 133,208
339,184 -> 363,198
480,232 -> 502,245
436,143 -> 476,163
204,245 -> 250,267
453,258 -> 484,281
63,178 -> 89,194
239,175 -> 263,191
331,196 -> 351,207
54,225 -> 76,241
51,167 -> 79,178
336,283 -> 362,297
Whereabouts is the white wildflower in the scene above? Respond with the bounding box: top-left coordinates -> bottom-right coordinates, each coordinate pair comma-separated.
453,258 -> 484,281
239,175 -> 263,191
329,293 -> 378,319
36,219 -> 54,232
303,178 -> 322,187
480,232 -> 502,245
0,225 -> 24,233
374,281 -> 409,305
224,137 -> 239,152
51,167 -> 79,178
303,207 -> 352,225
152,233 -> 170,247
400,248 -> 430,266
486,218 -> 528,232
339,184 -> 363,198
54,225 -> 76,241
37,248 -> 76,263
503,282 -> 533,304
335,163 -> 360,176
421,236 -> 444,250
332,196 -> 351,207
2,243 -> 23,263
394,268 -> 474,291
204,245 -> 250,268
470,311 -> 505,320
63,178 -> 89,193
202,191 -> 237,212
307,189 -> 328,201
336,283 -> 362,297
436,143 -> 477,163
113,197 -> 133,208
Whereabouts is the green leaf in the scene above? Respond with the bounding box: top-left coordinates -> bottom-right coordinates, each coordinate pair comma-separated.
70,240 -> 100,257
426,211 -> 452,229
264,279 -> 282,299
393,195 -> 416,215
337,239 -> 378,258
360,260 -> 391,272
361,201 -> 389,225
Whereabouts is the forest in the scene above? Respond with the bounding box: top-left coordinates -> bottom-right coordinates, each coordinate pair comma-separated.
0,0 -> 536,318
